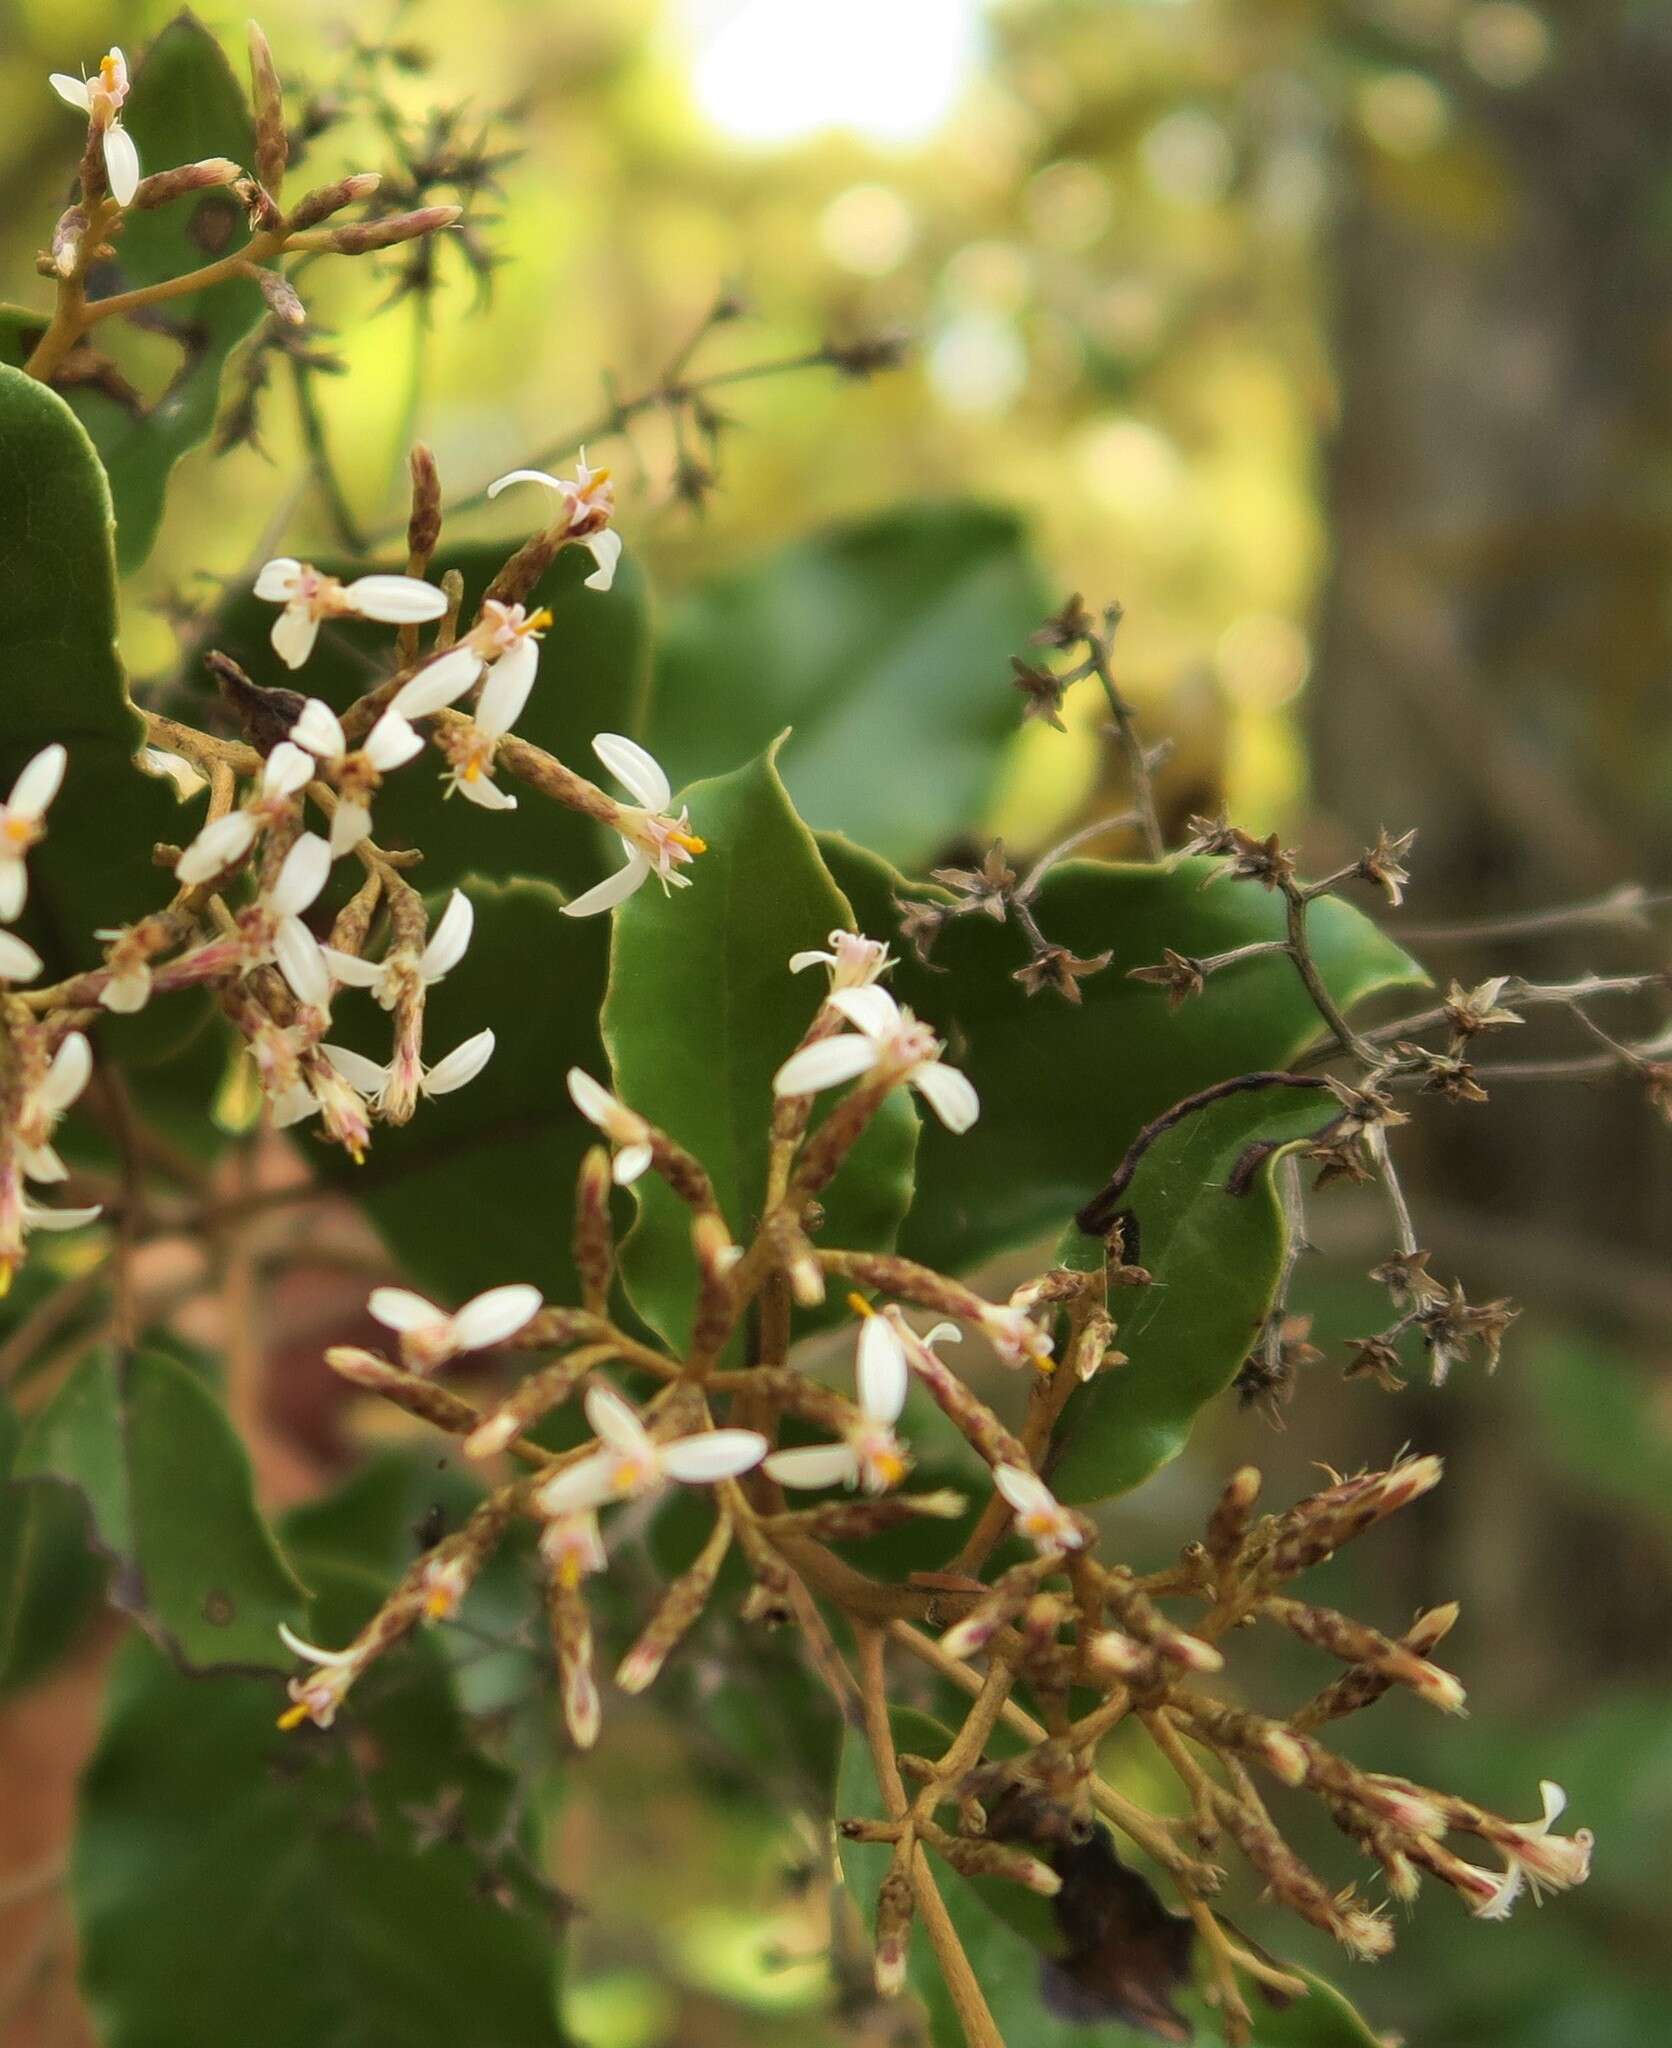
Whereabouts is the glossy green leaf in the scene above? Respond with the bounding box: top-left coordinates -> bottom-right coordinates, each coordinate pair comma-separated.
603,745 -> 918,1346
13,1347 -> 304,1670
202,543 -> 651,898
838,1710 -> 1386,2048
822,838 -> 1423,1278
1049,1080 -> 1344,1504
0,1386 -> 109,1694
0,360 -> 199,1010
648,503 -> 1048,867
313,877 -> 612,1304
73,1562 -> 571,2048
0,17 -> 263,570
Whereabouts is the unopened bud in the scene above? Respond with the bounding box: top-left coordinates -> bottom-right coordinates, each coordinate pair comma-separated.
1206,1464 -> 1262,1566
49,207 -> 88,278
873,1871 -> 914,1996
323,1345 -> 482,1436
572,1147 -> 616,1313
406,443 -> 442,565
285,171 -> 381,234
934,1835 -> 1061,1895
615,1519 -> 731,1694
247,23 -> 287,197
252,266 -> 305,326
132,159 -> 241,210
321,204 -> 462,255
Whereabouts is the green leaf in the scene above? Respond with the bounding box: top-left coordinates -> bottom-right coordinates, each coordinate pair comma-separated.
73,1564 -> 571,2048
822,839 -> 1423,1278
602,745 -> 918,1346
0,17 -> 262,571
202,544 -> 651,899
648,504 -> 1048,868
0,360 -> 198,1010
0,1386 -> 109,1693
13,1347 -> 304,1670
1049,1079 -> 1344,1504
313,877 -> 613,1304
837,1712 -> 1387,2048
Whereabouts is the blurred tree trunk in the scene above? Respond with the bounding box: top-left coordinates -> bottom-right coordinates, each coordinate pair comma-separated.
1309,12 -> 1672,1686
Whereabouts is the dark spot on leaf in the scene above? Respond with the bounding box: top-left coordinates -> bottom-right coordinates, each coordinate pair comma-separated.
201,1587 -> 236,1627
188,192 -> 242,256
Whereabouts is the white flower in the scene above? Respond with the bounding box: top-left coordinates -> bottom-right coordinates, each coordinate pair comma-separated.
539,1510 -> 607,1590
323,889 -> 473,1010
772,985 -> 979,1133
981,1302 -> 1056,1373
253,559 -> 448,670
0,744 -> 66,921
561,736 -> 706,918
289,698 -> 424,857
368,1280 -> 543,1373
565,1067 -> 653,1183
390,601 -> 551,731
992,1464 -> 1087,1557
174,742 -> 313,886
488,453 -> 621,591
1469,1782 -> 1593,1917
18,1032 -> 92,1183
431,646 -> 538,810
0,931 -> 42,984
533,1384 -> 766,1516
276,1621 -> 365,1730
50,50 -> 139,207
789,929 -> 894,990
765,1310 -> 912,1495
321,1027 -> 496,1114
260,834 -> 334,1012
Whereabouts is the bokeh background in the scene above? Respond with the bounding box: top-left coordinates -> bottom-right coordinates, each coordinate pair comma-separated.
1,1 -> 1670,2043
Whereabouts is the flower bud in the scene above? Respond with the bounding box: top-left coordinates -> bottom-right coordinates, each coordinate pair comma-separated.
320,205 -> 462,254
285,171 -> 381,234
247,23 -> 287,197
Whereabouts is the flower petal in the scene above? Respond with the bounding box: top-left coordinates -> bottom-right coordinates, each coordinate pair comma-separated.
451,1283 -> 543,1352
476,641 -> 537,741
24,1201 -> 102,1232
318,950 -> 384,989
419,890 -> 473,982
50,73 -> 93,111
367,1286 -> 447,1334
278,1621 -> 359,1667
263,740 -> 315,799
788,949 -> 836,974
0,931 -> 43,983
267,832 -> 331,918
422,1028 -> 495,1095
274,917 -> 332,1011
857,1315 -> 910,1425
269,1081 -> 320,1128
102,121 -> 140,206
560,849 -> 651,919
764,1443 -> 861,1490
253,557 -> 302,602
826,985 -> 901,1039
912,1059 -> 980,1134
567,1066 -> 623,1130
329,800 -> 371,859
456,771 -> 518,811
365,708 -> 425,772
290,698 -> 347,759
343,574 -> 449,623
581,528 -> 622,593
613,1143 -> 652,1184
772,1034 -> 882,1099
993,1464 -> 1054,1518
38,1031 -> 92,1115
270,604 -> 320,669
0,864 -> 26,921
660,1430 -> 769,1485
487,467 -> 564,501
591,733 -> 671,811
175,810 -> 258,885
322,1043 -> 389,1094
393,646 -> 482,718
534,1449 -> 617,1517
584,1384 -> 653,1459
10,744 -> 66,820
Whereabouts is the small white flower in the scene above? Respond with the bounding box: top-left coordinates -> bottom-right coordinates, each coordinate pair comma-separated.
565,1067 -> 653,1183
289,699 -> 424,857
276,1621 -> 365,1730
992,1464 -> 1087,1557
1476,1782 -> 1593,1911
0,744 -> 67,922
261,834 -> 334,1012
539,1510 -> 608,1590
253,559 -> 448,671
765,1310 -> 912,1495
322,889 -> 473,1010
561,736 -> 706,918
533,1384 -> 766,1516
772,985 -> 979,1133
174,742 -> 313,887
981,1302 -> 1056,1373
50,50 -> 139,207
434,648 -> 538,810
18,1031 -> 92,1183
368,1280 -> 543,1373
489,453 -> 621,591
0,931 -> 43,984
391,601 -> 551,729
322,1027 -> 496,1115
789,929 -> 894,990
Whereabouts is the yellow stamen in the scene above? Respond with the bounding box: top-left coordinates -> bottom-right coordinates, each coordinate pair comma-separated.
558,1554 -> 582,1591
4,816 -> 35,845
0,1264 -> 13,1300
523,607 -> 553,634
277,1700 -> 312,1731
670,829 -> 707,855
589,466 -> 612,488
872,1450 -> 907,1488
423,1588 -> 454,1620
846,1292 -> 875,1319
